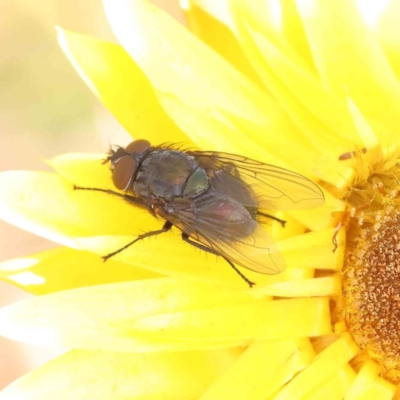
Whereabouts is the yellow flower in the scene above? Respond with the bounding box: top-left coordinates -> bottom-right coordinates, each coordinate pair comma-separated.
0,0 -> 399,398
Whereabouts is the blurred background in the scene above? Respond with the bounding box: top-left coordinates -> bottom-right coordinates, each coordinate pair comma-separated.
0,0 -> 182,390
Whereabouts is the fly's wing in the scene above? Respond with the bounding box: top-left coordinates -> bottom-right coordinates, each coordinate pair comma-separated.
168,194 -> 285,275
189,151 -> 324,210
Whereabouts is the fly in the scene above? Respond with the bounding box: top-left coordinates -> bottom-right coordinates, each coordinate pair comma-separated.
75,139 -> 324,287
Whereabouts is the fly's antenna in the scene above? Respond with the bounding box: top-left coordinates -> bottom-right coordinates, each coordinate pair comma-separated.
101,156 -> 111,165
101,140 -> 120,165
99,137 -> 113,165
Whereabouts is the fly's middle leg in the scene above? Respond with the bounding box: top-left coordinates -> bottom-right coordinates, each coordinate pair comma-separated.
181,233 -> 255,288
102,221 -> 173,261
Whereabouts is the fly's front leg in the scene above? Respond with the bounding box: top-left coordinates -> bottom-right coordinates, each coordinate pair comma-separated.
103,221 -> 173,261
181,233 -> 255,288
73,185 -> 144,207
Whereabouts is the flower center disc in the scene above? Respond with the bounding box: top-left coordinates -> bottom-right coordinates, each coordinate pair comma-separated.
343,188 -> 400,383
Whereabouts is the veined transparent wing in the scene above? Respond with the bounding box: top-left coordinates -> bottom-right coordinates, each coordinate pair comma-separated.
189,151 -> 324,210
166,193 -> 285,275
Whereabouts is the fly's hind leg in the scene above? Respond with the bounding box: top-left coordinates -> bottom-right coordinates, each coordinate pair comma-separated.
257,211 -> 286,227
181,233 -> 255,288
102,221 -> 173,261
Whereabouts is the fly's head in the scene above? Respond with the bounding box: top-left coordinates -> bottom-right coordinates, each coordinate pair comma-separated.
104,139 -> 151,191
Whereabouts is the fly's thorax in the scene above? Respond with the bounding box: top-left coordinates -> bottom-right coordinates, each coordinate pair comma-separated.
133,149 -> 209,201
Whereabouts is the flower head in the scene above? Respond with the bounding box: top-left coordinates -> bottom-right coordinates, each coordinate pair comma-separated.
0,0 -> 400,398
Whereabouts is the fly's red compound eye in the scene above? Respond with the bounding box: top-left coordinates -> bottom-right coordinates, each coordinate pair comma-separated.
125,139 -> 151,155
112,156 -> 136,190
108,140 -> 150,190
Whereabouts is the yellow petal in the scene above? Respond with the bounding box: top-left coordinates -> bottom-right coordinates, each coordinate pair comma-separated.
249,275 -> 341,298
0,279 -> 255,351
78,234 -> 314,288
0,171 -> 159,246
187,0 -> 233,28
0,281 -> 330,351
295,337 -> 316,371
57,27 -> 186,143
47,153 -> 115,189
277,228 -> 345,271
376,0 -> 400,78
103,0 -> 275,125
230,4 -> 353,154
369,378 -> 398,400
345,95 -> 387,169
225,22 -> 359,194
346,95 -> 379,150
228,0 -> 313,71
288,189 -> 345,231
184,1 -> 264,86
345,360 -> 396,400
133,297 -> 331,341
244,31 -> 361,150
302,364 -> 356,400
216,109 -> 324,176
199,338 -> 315,400
153,92 -> 285,158
280,0 -> 316,72
103,0 -> 312,168
222,2 -> 360,192
273,333 -> 359,399
295,0 -> 400,146
0,247 -> 161,295
0,349 -> 239,400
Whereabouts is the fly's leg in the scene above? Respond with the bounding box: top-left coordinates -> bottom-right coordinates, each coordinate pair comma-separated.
102,221 -> 173,261
73,185 -> 144,207
257,211 -> 286,227
74,185 -> 165,260
182,233 -> 255,288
